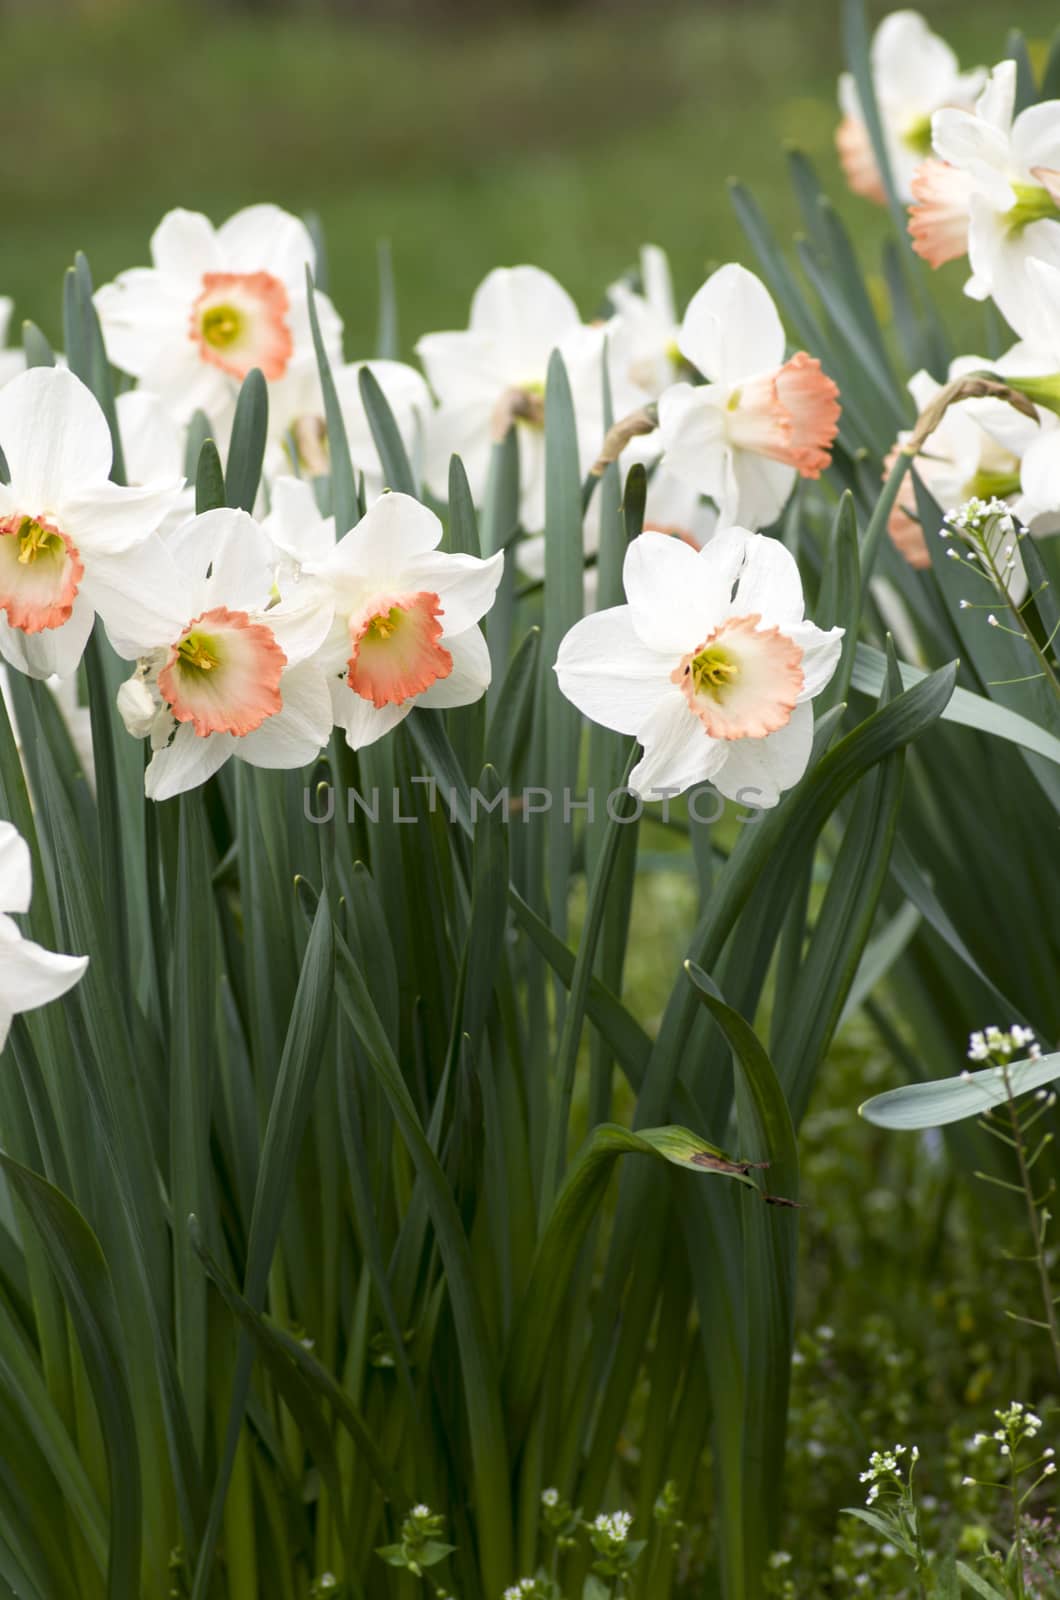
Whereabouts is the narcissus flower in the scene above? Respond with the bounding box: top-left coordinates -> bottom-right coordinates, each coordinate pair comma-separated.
0,367 -> 183,680
95,205 -> 343,426
416,266 -> 634,531
921,61 -> 1060,331
836,10 -> 985,204
0,821 -> 88,1050
657,265 -> 840,530
555,527 -> 843,805
885,356 -> 1056,577
117,508 -> 333,801
304,492 -> 503,750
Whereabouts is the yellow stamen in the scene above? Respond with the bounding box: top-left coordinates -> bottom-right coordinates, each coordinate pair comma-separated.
690,644 -> 739,699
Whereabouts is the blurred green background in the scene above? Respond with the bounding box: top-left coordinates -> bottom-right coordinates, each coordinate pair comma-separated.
2,0 -> 1058,359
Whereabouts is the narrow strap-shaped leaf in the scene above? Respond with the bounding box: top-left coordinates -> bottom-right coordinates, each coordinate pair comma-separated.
504,1121 -> 763,1446
190,894 -> 335,1600
358,365 -> 416,496
0,1158 -> 141,1600
375,238 -> 399,360
21,322 -> 55,368
224,368 -> 267,512
194,436 -> 226,514
306,264 -> 358,535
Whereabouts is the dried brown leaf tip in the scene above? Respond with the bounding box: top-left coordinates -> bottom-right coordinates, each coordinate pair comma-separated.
690,1151 -> 768,1174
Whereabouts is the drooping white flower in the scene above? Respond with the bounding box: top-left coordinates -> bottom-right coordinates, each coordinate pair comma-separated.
0,367 -> 184,680
117,508 -> 334,801
555,527 -> 843,805
0,299 -> 26,390
914,62 -> 1060,331
0,821 -> 88,1050
836,10 -> 985,204
303,491 -> 503,751
885,354 -> 1059,577
415,266 -> 635,531
657,265 -> 840,530
265,357 -> 432,500
94,205 -> 343,427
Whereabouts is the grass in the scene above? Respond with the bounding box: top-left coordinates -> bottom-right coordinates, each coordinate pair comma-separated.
3,0 -> 1059,360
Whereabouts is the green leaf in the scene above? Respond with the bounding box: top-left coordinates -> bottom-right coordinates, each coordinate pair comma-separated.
190,893 -> 335,1600
224,368 -> 267,512
306,264 -> 358,535
358,365 -> 416,496
22,322 -> 55,368
375,238 -> 399,359
860,1051 -> 1060,1130
0,1158 -> 141,1600
851,641 -> 1060,769
194,437 -> 226,514
504,1120 -> 764,1445
955,1562 -> 1009,1599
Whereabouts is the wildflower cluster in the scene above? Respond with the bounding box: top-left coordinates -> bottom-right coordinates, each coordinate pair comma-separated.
859,1442 -> 920,1507
967,1025 -> 1042,1064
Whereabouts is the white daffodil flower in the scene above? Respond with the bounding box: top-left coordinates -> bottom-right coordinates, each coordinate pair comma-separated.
0,298 -> 26,391
0,821 -> 88,1050
0,367 -> 184,680
265,356 -> 432,500
657,264 -> 840,531
910,61 -> 1060,332
886,353 -> 1060,578
836,10 -> 985,204
263,476 -> 337,583
555,527 -> 843,806
94,205 -> 344,428
415,265 -> 636,532
117,507 -> 334,802
303,491 -> 503,751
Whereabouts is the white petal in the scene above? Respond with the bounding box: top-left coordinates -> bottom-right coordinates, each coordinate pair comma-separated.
728,449 -> 796,531
657,382 -> 730,505
785,622 -> 845,701
711,698 -> 814,809
624,528 -> 747,654
554,605 -> 674,734
237,661 -> 331,768
415,625 -> 492,708
0,913 -> 88,1010
149,208 -> 221,282
469,266 -> 581,376
116,389 -> 187,485
262,577 -> 334,666
0,822 -> 32,915
82,537 -> 190,658
677,264 -> 785,382
0,592 -> 96,680
732,533 -> 806,624
0,368 -> 113,505
145,724 -> 234,801
322,492 -> 443,586
329,676 -> 410,751
59,478 -> 185,556
403,548 -> 504,635
1011,101 -> 1060,181
94,272 -> 193,384
628,689 -> 726,798
216,204 -> 319,287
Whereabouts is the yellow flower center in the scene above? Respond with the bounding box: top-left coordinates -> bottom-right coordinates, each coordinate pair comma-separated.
690,643 -> 739,699
201,303 -> 244,350
15,516 -> 64,566
364,606 -> 402,643
177,630 -> 223,673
